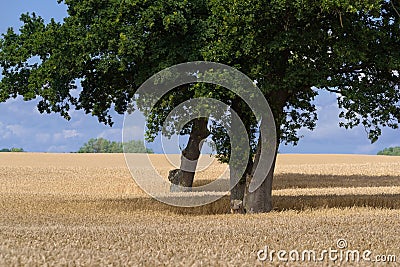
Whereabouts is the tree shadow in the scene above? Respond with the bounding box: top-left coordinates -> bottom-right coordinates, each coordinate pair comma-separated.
94,196 -> 232,216
193,173 -> 400,190
272,173 -> 400,190
95,193 -> 400,216
273,194 -> 400,211
92,173 -> 400,215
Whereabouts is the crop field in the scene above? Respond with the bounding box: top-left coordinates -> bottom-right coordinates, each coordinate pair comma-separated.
1,153 -> 399,266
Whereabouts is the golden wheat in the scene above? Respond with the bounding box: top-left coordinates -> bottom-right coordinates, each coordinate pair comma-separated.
0,153 -> 399,266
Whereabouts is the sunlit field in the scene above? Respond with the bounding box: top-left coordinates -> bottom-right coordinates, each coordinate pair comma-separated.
1,153 -> 399,266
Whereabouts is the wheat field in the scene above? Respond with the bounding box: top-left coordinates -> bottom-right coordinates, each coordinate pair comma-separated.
0,153 -> 399,266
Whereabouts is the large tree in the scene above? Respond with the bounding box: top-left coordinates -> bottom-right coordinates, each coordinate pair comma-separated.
1,0 -> 399,213
141,0 -> 400,212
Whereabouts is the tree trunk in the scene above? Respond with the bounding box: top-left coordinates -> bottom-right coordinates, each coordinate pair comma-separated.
229,96 -> 254,212
230,174 -> 246,202
230,156 -> 253,213
244,129 -> 278,213
178,117 -> 210,190
244,154 -> 276,213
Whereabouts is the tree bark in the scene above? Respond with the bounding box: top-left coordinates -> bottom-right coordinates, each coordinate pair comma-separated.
244,152 -> 277,213
230,172 -> 246,202
230,156 -> 253,213
178,117 -> 210,189
229,96 -> 254,211
243,127 -> 278,213
241,88 -> 289,213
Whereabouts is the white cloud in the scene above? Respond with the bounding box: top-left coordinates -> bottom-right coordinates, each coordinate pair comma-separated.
0,122 -> 11,139
70,117 -> 85,128
53,130 -> 81,142
63,129 -> 80,139
52,129 -> 80,142
6,124 -> 27,138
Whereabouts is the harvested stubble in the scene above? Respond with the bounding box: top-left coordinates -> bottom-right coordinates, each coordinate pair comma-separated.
0,153 -> 399,266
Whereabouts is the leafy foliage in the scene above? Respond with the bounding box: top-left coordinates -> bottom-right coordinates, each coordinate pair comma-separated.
377,146 -> 400,156
204,0 -> 400,145
0,0 -> 210,125
78,138 -> 153,153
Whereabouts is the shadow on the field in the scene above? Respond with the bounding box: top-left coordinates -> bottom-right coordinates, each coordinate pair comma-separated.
273,194 -> 400,211
95,195 -> 231,215
86,173 -> 400,215
95,193 -> 400,215
4,193 -> 399,217
194,173 -> 400,190
272,173 -> 400,190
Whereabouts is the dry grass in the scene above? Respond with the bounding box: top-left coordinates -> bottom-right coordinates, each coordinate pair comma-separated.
0,153 -> 399,266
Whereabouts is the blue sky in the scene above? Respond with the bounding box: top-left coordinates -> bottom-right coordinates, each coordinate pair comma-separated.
0,1 -> 398,154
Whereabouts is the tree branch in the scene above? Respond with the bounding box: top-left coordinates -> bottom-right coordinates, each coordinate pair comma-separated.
391,0 -> 400,18
325,88 -> 342,94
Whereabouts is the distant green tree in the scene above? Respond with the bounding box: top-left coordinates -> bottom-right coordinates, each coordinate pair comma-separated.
77,138 -> 153,153
123,140 -> 154,154
0,148 -> 24,152
78,138 -> 110,153
377,147 -> 400,156
109,141 -> 123,153
10,148 -> 24,152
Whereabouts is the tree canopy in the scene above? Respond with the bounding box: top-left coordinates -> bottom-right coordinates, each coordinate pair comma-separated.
1,0 -> 398,141
0,0 -> 210,124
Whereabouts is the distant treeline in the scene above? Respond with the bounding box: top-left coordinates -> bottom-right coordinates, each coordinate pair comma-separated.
78,138 -> 154,153
0,148 -> 24,152
377,146 -> 400,156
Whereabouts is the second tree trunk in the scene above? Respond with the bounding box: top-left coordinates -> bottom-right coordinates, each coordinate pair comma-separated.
178,117 -> 209,189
